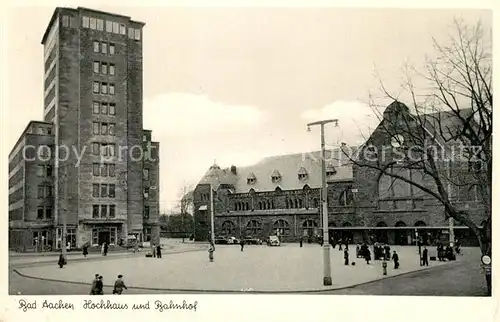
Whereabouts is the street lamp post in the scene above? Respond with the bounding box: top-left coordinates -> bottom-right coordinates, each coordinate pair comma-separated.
210,184 -> 215,245
307,119 -> 338,286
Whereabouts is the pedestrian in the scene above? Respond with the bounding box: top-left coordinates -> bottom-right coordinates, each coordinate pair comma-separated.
90,274 -> 99,295
365,247 -> 371,264
422,246 -> 429,266
156,244 -> 162,258
299,237 -> 303,248
392,250 -> 399,269
338,239 -> 343,251
82,243 -> 89,257
356,244 -> 360,258
240,238 -> 245,251
57,251 -> 65,268
113,274 -> 128,294
344,248 -> 349,266
95,276 -> 104,295
103,242 -> 108,256
384,245 -> 391,261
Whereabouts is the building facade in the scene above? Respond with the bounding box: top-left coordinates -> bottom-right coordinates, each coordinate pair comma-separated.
8,7 -> 160,252
193,102 -> 487,246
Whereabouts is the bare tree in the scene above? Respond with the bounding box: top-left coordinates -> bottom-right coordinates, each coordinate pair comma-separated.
343,19 -> 491,292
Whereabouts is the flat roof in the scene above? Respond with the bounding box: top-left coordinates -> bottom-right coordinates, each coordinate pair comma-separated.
9,120 -> 53,158
41,7 -> 145,44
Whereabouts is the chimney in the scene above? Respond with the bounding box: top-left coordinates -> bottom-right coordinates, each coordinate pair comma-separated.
230,165 -> 237,175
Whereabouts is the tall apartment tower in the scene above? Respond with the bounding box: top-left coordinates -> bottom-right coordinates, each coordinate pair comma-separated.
8,7 -> 160,252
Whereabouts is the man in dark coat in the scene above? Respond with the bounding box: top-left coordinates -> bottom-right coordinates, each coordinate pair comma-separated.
344,248 -> 349,265
299,237 -> 303,248
422,246 -> 429,266
58,252 -> 65,268
392,251 -> 400,269
95,276 -> 104,295
82,244 -> 89,257
240,238 -> 245,251
103,242 -> 108,256
113,275 -> 128,294
90,274 -> 99,295
156,245 -> 162,258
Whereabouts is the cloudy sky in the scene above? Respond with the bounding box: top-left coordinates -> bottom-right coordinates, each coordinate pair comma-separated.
2,3 -> 491,212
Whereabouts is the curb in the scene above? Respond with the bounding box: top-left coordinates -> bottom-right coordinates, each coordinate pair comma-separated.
10,247 -> 208,269
12,259 -> 457,294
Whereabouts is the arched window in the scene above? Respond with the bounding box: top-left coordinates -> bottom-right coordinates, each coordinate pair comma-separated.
395,221 -> 407,227
376,221 -> 388,227
275,186 -> 282,192
271,200 -> 275,209
234,202 -> 238,211
221,221 -> 236,236
342,222 -> 352,227
303,219 -> 318,228
267,200 -> 271,209
273,219 -> 290,236
414,220 -> 426,227
339,186 -> 354,206
245,220 -> 262,236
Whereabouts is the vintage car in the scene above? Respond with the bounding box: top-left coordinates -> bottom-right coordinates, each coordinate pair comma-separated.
214,236 -> 228,244
227,236 -> 240,244
244,236 -> 263,245
267,235 -> 281,246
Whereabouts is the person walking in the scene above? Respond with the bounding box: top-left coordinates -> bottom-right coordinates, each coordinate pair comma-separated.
299,237 -> 303,248
344,248 -> 349,266
422,246 -> 429,266
156,244 -> 162,258
338,239 -> 343,251
82,243 -> 89,257
113,275 -> 128,294
95,276 -> 104,295
103,242 -> 108,256
57,251 -> 66,268
364,247 -> 371,264
392,250 -> 400,269
240,238 -> 245,251
90,274 -> 99,295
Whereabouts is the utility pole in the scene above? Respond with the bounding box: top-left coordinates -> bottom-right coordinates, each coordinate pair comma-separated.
210,184 -> 215,246
307,119 -> 338,286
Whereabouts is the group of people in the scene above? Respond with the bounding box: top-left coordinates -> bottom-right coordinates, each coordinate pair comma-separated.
436,243 -> 455,261
90,274 -> 128,295
354,243 -> 399,268
150,243 -> 162,258
373,243 -> 391,261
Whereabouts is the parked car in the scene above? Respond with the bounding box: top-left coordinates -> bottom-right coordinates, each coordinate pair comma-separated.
267,235 -> 281,246
215,236 -> 228,244
244,236 -> 263,245
227,236 -> 240,244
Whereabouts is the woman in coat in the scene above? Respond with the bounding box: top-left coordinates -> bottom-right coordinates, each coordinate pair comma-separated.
82,243 -> 89,257
58,251 -> 65,268
156,245 -> 162,258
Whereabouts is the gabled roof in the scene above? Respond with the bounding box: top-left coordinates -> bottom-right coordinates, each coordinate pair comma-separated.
197,149 -> 354,193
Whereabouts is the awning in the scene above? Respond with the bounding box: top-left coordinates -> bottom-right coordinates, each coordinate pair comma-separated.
199,205 -> 208,211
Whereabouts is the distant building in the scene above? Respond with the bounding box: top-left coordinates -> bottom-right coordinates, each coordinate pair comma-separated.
193,101 -> 487,246
8,7 -> 160,252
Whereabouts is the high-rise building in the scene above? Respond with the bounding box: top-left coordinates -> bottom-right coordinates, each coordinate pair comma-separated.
8,7 -> 160,252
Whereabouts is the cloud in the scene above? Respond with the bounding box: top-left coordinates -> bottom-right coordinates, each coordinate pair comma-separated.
144,93 -> 263,137
301,100 -> 382,146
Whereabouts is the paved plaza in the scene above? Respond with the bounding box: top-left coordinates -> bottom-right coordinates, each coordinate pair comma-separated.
12,243 -> 464,292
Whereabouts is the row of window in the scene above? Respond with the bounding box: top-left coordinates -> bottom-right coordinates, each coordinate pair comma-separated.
92,204 -> 116,218
92,143 -> 116,156
232,198 -> 324,211
93,41 -> 116,55
93,101 -> 116,115
36,165 -> 53,177
38,185 -> 53,198
220,219 -> 312,237
93,122 -> 116,136
37,206 -> 53,220
93,82 -> 115,95
93,61 -> 116,76
92,184 -> 116,198
92,163 -> 116,177
82,16 -> 141,41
